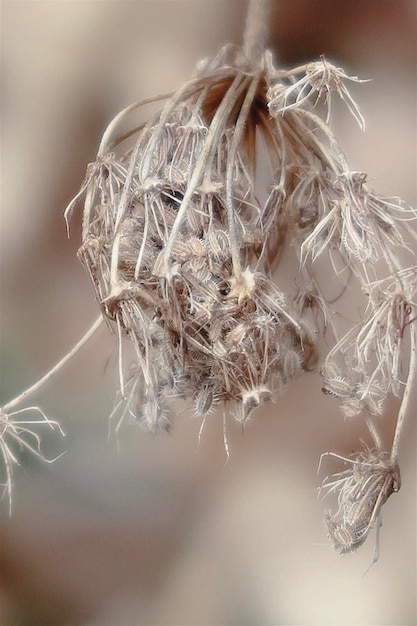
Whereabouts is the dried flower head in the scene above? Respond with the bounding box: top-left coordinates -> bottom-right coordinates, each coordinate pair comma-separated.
320,448 -> 401,555
62,33 -> 415,560
2,1 -> 415,558
266,54 -> 368,129
66,44 -> 332,433
0,407 -> 64,513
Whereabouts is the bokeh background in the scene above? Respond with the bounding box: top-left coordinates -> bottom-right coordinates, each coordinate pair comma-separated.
1,1 -> 416,624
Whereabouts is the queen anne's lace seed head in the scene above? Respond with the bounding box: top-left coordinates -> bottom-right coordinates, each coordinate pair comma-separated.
69,45 -> 331,434
61,40 -> 416,560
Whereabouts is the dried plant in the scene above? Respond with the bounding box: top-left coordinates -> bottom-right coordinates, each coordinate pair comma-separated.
320,447 -> 401,558
1,0 -> 416,561
0,317 -> 101,511
0,407 -> 65,514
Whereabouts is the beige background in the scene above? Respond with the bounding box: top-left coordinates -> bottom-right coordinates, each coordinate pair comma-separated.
1,1 -> 416,624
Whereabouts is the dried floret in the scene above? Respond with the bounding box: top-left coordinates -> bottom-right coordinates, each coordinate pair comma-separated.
267,55 -> 368,129
0,407 -> 65,513
320,448 -> 400,555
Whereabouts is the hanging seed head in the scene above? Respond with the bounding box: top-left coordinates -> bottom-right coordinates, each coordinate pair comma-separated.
66,40 -> 415,496
58,25 -> 417,561
321,448 -> 401,554
68,45 -> 341,432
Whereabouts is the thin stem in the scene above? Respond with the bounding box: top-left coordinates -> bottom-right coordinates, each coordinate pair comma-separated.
295,109 -> 349,173
390,317 -> 417,462
98,92 -> 173,156
154,74 -> 248,277
226,73 -> 261,280
243,0 -> 271,64
2,316 -> 104,414
365,414 -> 384,451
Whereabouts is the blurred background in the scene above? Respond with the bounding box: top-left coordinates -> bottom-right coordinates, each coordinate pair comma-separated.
1,1 -> 416,624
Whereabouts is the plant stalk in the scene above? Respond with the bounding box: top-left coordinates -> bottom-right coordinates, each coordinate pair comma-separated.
243,0 -> 271,63
2,316 -> 103,414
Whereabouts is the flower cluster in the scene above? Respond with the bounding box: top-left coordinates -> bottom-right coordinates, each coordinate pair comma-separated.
320,448 -> 401,555
68,45 -> 327,432
3,38 -> 415,556
266,54 -> 367,129
63,44 -> 416,556
0,407 -> 64,513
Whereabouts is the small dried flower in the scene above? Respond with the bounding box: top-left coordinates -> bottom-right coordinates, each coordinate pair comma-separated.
0,407 -> 65,513
321,448 -> 401,555
267,54 -> 368,129
321,362 -> 386,418
0,315 -> 100,511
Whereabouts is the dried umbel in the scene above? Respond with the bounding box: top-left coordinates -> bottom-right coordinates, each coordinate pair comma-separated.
62,38 -> 416,558
320,448 -> 401,556
65,44 -> 415,438
2,1 -> 416,559
66,45 -> 328,432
